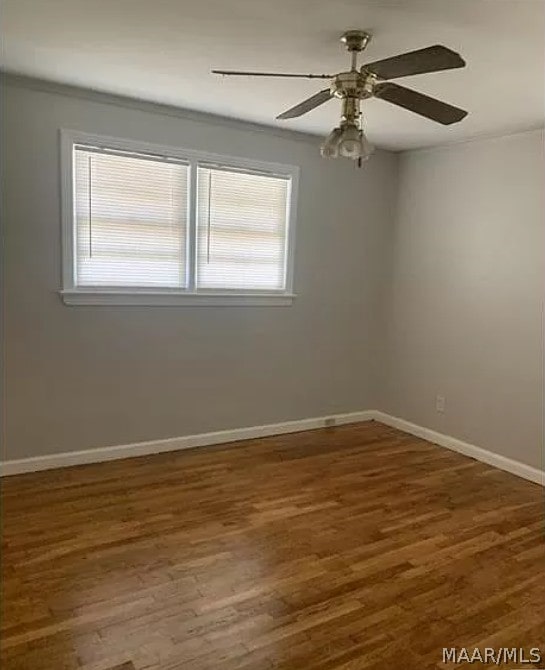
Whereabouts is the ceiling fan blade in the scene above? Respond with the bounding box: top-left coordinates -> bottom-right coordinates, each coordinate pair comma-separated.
212,70 -> 333,79
276,89 -> 333,120
374,82 -> 467,125
364,45 -> 465,80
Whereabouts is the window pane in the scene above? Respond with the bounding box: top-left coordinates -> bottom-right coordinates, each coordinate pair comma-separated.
196,166 -> 289,291
74,148 -> 188,287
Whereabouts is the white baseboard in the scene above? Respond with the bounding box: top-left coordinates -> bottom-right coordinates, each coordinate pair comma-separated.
0,410 -> 375,476
2,409 -> 543,486
373,411 -> 544,486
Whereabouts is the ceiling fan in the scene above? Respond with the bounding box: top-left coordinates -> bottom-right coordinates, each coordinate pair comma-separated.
213,31 -> 467,164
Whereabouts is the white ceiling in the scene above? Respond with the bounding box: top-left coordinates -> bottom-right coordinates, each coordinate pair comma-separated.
2,0 -> 544,150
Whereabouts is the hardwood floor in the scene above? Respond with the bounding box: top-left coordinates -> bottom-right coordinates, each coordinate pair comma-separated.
2,421 -> 544,669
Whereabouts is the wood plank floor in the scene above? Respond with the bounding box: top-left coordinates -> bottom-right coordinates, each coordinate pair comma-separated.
2,421 -> 544,670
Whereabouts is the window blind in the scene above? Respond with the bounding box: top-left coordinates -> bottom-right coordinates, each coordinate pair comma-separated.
74,147 -> 189,287
196,166 -> 290,291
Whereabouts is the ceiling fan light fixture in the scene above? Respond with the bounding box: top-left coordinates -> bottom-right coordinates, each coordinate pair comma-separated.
322,124 -> 374,162
358,132 -> 375,162
338,124 -> 363,159
320,127 -> 343,157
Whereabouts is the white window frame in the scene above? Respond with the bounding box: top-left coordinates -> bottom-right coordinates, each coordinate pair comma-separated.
59,129 -> 299,306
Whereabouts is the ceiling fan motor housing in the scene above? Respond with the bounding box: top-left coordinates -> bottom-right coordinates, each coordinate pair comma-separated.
330,71 -> 375,100
331,71 -> 376,129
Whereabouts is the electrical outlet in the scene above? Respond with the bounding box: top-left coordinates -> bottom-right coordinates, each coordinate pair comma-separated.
325,417 -> 336,427
436,395 -> 446,413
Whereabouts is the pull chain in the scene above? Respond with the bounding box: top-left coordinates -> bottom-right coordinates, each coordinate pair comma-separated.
206,171 -> 212,263
88,156 -> 93,257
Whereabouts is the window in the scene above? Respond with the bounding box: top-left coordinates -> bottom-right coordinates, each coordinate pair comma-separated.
74,148 -> 189,289
60,131 -> 298,305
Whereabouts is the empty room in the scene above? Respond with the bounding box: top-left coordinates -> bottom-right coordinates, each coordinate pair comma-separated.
1,1 -> 544,669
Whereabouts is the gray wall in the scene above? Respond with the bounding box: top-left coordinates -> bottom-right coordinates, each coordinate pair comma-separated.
381,129 -> 544,469
2,78 -> 398,459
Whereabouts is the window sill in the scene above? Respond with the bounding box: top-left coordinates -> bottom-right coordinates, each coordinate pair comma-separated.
60,289 -> 296,307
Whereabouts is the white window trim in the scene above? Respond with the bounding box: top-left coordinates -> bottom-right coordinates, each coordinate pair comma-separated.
59,129 -> 299,306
